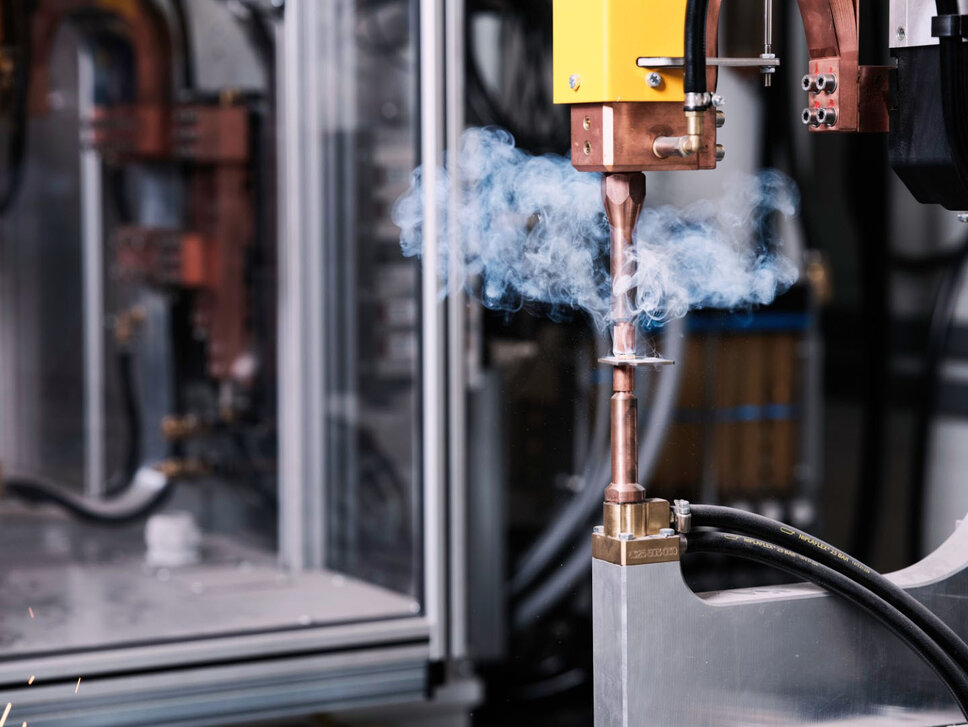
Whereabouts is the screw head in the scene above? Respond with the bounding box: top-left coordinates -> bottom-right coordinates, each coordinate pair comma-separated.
618,532 -> 635,541
957,212 -> 968,223
593,525 -> 604,535
646,72 -> 662,88
896,26 -> 906,41
568,74 -> 581,91
659,528 -> 676,537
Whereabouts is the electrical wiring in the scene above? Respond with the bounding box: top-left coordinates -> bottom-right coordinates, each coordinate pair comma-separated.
689,504 -> 968,671
684,530 -> 968,717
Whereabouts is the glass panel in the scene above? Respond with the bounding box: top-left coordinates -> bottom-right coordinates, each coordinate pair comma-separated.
321,0 -> 423,599
0,0 -> 425,664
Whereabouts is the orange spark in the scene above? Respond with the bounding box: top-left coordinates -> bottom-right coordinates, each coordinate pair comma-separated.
74,677 -> 81,694
27,608 -> 33,619
25,677 -> 33,686
0,702 -> 11,727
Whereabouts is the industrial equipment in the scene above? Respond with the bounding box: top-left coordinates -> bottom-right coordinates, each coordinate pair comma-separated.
553,0 -> 968,724
0,1 -> 477,725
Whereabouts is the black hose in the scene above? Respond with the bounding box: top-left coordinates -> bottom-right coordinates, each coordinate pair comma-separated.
683,0 -> 710,103
6,468 -> 174,525
690,504 -> 968,672
907,242 -> 968,563
684,530 -> 968,717
105,349 -> 143,497
171,0 -> 195,91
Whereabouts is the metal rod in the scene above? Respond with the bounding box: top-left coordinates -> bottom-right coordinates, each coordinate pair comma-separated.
79,48 -> 105,499
637,56 -> 780,68
763,0 -> 774,87
602,173 -> 646,504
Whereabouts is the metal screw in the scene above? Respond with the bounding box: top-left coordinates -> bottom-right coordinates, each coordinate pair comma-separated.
646,72 -> 663,89
711,93 -> 725,108
896,26 -> 906,41
957,212 -> 968,223
583,141 -> 592,156
618,532 -> 635,541
569,74 -> 581,91
593,525 -> 604,535
659,528 -> 676,537
817,106 -> 838,126
583,115 -> 592,130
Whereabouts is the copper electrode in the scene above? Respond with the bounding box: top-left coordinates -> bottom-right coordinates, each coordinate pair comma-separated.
602,172 -> 646,504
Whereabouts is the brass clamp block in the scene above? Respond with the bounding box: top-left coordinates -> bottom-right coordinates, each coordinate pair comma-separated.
592,497 -> 681,566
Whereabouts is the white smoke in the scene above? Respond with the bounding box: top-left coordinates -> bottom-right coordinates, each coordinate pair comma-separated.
392,127 -> 799,331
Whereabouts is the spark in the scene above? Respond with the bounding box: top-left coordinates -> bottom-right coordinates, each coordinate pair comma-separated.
25,677 -> 33,686
74,677 -> 81,694
26,608 -> 33,619
0,702 -> 11,727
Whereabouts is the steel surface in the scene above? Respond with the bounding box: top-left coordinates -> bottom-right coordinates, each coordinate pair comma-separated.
594,518 -> 968,726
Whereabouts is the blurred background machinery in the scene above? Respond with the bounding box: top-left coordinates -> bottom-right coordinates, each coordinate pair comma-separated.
0,0 -> 964,726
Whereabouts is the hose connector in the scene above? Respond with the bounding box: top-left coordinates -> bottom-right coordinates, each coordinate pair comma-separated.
673,499 -> 692,533
683,109 -> 705,156
684,91 -> 711,112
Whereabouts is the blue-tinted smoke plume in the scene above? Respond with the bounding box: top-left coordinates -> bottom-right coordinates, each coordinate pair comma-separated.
392,127 -> 799,331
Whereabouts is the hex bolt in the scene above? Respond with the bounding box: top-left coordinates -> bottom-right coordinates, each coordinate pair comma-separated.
815,73 -> 837,93
646,72 -> 663,89
569,74 -> 581,91
817,106 -> 838,126
715,144 -> 726,163
801,74 -> 820,93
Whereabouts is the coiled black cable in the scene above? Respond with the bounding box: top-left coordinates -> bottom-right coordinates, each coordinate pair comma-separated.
690,504 -> 968,672
684,530 -> 968,717
683,0 -> 710,104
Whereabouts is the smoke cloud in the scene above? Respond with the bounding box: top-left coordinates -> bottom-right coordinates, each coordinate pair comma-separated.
392,127 -> 799,331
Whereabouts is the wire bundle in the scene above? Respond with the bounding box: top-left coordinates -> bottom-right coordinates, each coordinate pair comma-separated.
683,505 -> 968,717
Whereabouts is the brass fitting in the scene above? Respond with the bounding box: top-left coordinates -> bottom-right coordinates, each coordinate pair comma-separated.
594,498 -> 680,566
683,110 -> 704,156
654,112 -> 706,159
156,458 -> 209,479
602,498 -> 670,539
160,414 -> 206,441
114,306 -> 147,346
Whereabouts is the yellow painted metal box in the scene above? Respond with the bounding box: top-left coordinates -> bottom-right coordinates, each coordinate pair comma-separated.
553,0 -> 688,104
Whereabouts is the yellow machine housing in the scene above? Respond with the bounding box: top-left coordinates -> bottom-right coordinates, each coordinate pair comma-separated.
553,0 -> 688,104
